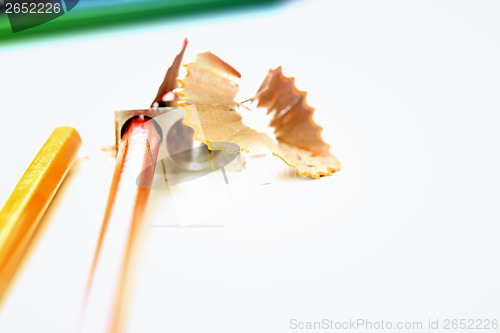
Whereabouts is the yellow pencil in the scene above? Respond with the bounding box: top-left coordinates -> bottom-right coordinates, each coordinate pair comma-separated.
0,126 -> 81,306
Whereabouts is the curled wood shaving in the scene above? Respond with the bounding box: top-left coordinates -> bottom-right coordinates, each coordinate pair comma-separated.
151,39 -> 187,106
178,52 -> 240,105
250,67 -> 329,153
176,52 -> 341,179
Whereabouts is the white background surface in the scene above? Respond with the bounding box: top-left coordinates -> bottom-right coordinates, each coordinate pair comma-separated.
1,1 -> 499,332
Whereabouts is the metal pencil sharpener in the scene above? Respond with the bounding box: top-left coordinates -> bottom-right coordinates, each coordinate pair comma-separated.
114,106 -> 243,187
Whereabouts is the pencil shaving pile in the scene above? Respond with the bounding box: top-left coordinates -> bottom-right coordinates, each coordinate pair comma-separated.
154,41 -> 341,179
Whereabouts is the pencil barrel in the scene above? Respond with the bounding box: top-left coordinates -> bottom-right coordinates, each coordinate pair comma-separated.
81,118 -> 160,333
0,126 -> 81,305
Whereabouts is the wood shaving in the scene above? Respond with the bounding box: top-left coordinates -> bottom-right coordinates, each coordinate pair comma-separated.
174,50 -> 341,178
